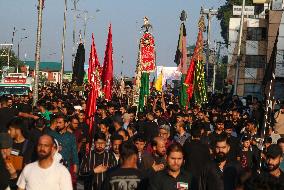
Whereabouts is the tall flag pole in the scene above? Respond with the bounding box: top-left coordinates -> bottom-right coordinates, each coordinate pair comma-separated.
184,15 -> 207,106
101,24 -> 113,101
136,17 -> 156,112
86,33 -> 101,135
193,15 -> 207,105
174,10 -> 188,108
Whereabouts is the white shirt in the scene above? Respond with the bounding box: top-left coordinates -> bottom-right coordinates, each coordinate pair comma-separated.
17,160 -> 73,190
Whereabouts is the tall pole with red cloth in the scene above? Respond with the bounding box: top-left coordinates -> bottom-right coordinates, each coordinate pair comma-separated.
101,24 -> 113,101
86,33 -> 101,135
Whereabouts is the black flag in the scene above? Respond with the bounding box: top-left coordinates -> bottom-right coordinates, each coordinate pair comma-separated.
72,43 -> 85,85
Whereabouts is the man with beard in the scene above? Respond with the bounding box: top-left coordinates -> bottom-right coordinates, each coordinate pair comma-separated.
110,134 -> 123,164
274,104 -> 284,137
17,135 -> 72,190
141,136 -> 167,174
47,115 -> 79,175
260,144 -> 284,188
209,118 -> 226,148
199,132 -> 241,190
80,133 -> 117,190
224,122 -> 239,161
148,143 -> 191,190
174,121 -> 190,146
230,110 -> 243,135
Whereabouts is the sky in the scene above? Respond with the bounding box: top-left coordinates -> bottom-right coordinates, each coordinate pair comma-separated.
0,0 -> 225,77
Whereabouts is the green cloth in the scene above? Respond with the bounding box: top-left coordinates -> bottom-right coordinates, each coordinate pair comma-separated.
180,74 -> 188,108
42,110 -> 52,121
280,158 -> 284,172
194,59 -> 207,105
138,72 -> 150,112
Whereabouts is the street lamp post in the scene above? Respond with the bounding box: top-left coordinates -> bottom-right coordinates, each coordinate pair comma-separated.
17,36 -> 28,73
74,9 -> 99,45
11,27 -> 26,47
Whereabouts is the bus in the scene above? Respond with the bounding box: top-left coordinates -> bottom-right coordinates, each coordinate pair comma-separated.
0,73 -> 33,96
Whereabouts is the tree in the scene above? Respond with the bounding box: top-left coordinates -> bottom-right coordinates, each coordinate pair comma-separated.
217,0 -> 253,44
0,48 -> 23,71
39,72 -> 47,85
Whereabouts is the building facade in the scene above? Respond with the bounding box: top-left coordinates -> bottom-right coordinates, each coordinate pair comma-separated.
21,61 -> 62,83
227,1 -> 284,100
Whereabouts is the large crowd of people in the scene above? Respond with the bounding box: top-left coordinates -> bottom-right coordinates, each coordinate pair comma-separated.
0,84 -> 284,190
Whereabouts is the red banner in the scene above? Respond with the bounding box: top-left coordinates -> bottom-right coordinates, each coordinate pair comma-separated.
139,33 -> 156,72
4,77 -> 26,84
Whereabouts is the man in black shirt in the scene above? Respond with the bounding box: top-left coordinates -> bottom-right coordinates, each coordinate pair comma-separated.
183,126 -> 210,189
8,117 -> 35,167
16,95 -> 32,114
80,133 -> 117,190
260,144 -> 284,189
0,96 -> 38,133
0,133 -> 18,190
110,134 -> 123,164
101,142 -> 146,190
224,121 -> 239,161
149,143 -> 191,190
199,133 -> 241,190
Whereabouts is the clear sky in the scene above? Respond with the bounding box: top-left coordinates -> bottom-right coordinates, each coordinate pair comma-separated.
0,0 -> 225,77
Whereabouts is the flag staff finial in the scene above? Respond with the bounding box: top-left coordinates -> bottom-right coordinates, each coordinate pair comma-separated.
198,15 -> 205,32
141,16 -> 152,33
180,10 -> 187,22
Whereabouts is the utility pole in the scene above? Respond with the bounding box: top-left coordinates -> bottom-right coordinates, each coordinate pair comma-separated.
17,36 -> 28,73
33,0 -> 44,107
71,0 -> 82,69
10,27 -> 26,71
200,7 -> 218,86
72,0 -> 78,69
60,0 -> 67,91
75,9 -> 99,45
212,41 -> 226,93
233,0 -> 246,95
212,41 -> 217,94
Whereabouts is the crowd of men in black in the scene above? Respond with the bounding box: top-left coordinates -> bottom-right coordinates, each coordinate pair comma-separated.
0,84 -> 284,190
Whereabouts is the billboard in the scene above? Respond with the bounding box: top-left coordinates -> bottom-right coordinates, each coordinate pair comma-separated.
233,6 -> 255,16
156,66 -> 181,88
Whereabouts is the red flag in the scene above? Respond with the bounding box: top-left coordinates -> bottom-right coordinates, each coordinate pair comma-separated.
184,58 -> 196,101
86,33 -> 101,134
184,25 -> 203,103
101,24 -> 113,101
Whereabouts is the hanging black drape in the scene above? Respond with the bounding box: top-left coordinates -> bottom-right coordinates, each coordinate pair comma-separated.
72,43 -> 85,85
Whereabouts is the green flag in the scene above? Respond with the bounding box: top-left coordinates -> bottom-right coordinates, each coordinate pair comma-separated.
138,72 -> 150,112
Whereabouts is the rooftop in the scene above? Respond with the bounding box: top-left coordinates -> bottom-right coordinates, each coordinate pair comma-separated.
24,61 -> 61,72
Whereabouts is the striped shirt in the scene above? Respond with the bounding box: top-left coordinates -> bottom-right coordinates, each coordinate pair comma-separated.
80,150 -> 117,190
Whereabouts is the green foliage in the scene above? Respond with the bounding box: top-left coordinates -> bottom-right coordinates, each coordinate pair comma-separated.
0,48 -> 23,71
217,0 -> 254,44
39,72 -> 48,84
216,56 -> 228,92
